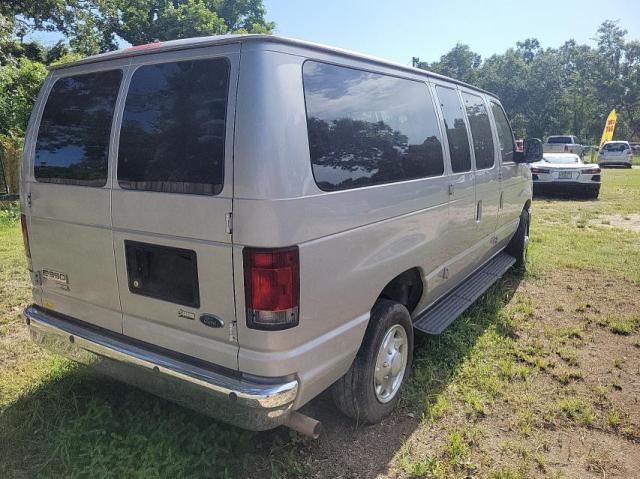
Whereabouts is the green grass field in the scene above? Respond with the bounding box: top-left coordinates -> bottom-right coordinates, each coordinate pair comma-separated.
1,170 -> 639,478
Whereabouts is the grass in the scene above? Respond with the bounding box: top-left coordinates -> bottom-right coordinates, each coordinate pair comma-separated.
529,168 -> 640,283
2,168 -> 640,478
558,398 -> 596,426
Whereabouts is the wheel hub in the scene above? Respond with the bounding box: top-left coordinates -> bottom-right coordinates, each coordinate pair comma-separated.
373,324 -> 408,403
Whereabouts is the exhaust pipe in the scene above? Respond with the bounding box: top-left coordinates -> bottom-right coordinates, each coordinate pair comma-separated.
283,411 -> 322,438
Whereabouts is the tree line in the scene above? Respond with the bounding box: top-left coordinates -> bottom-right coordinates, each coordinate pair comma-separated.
1,3 -> 638,193
416,21 -> 640,143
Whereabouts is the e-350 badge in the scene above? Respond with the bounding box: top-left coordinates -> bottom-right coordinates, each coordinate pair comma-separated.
41,269 -> 70,291
178,309 -> 196,321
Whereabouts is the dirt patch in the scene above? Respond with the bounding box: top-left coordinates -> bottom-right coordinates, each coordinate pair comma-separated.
589,213 -> 640,232
281,267 -> 640,479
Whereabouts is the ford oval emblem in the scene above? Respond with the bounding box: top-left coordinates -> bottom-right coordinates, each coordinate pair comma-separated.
200,314 -> 224,328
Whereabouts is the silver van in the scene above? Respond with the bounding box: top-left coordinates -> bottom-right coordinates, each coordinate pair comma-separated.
20,35 -> 541,437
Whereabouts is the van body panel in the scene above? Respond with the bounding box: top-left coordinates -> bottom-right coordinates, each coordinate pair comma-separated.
487,100 -> 532,237
234,48 -> 450,402
235,186 -> 449,405
111,44 -> 240,369
458,87 -> 501,264
25,59 -> 129,333
429,80 -> 478,288
233,50 -> 312,201
235,196 -> 449,353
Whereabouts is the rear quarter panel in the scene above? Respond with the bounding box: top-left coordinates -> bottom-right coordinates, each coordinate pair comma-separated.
233,44 -> 450,406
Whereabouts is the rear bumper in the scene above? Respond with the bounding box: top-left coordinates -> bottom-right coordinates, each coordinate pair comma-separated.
533,181 -> 599,193
598,159 -> 631,167
24,305 -> 298,431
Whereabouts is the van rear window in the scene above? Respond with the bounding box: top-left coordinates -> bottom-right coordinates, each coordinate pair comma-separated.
34,70 -> 122,186
117,58 -> 229,196
303,61 -> 444,191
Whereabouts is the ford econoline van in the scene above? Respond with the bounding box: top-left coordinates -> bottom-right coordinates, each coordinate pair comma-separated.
21,35 -> 542,437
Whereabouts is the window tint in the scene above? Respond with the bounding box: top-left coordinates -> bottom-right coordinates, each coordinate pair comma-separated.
118,58 -> 229,195
303,61 -> 444,191
435,86 -> 471,173
34,70 -> 122,186
547,136 -> 573,144
462,93 -> 494,169
490,102 -> 515,163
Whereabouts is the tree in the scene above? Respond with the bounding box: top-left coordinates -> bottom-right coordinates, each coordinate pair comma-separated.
516,38 -> 541,64
0,57 -> 48,193
0,58 -> 48,136
8,0 -> 275,56
417,21 -> 640,142
591,21 -> 640,140
426,43 -> 481,84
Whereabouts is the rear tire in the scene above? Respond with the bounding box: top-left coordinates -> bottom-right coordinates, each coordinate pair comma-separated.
506,209 -> 529,267
332,299 -> 413,424
586,186 -> 600,199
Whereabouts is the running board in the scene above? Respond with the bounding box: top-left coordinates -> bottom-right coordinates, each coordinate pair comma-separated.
414,252 -> 516,335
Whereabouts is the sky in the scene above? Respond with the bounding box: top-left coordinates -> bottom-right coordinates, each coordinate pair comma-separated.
24,0 -> 640,64
263,0 -> 640,64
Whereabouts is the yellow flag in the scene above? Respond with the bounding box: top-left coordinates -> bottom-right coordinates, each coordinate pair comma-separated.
599,109 -> 617,147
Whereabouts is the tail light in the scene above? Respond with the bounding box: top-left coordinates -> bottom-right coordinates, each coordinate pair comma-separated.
20,214 -> 32,270
530,167 -> 550,174
581,167 -> 600,175
243,246 -> 299,330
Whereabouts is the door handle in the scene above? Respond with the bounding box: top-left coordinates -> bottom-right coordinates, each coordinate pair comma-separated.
476,200 -> 482,222
448,183 -> 454,196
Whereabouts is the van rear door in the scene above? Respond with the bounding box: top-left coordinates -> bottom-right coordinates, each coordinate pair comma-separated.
26,62 -> 126,333
111,45 -> 239,370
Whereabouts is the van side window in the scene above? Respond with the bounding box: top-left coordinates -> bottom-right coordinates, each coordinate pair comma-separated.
435,86 -> 471,173
462,92 -> 494,169
34,70 -> 122,186
303,61 -> 444,192
118,58 -> 229,195
490,102 -> 515,163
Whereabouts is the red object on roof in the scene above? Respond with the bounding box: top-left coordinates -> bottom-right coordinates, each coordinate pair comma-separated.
126,41 -> 162,52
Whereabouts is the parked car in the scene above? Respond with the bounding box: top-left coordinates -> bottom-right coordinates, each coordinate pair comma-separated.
20,34 -> 542,437
629,142 -> 640,154
543,135 -> 584,156
530,153 -> 601,198
598,141 -> 633,168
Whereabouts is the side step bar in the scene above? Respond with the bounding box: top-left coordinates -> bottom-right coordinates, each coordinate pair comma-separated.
414,252 -> 516,335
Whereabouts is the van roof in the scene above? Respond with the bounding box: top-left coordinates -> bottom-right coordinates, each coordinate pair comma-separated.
49,34 -> 498,99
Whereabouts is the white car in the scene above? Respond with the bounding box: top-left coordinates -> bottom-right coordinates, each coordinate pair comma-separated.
530,153 -> 601,198
598,141 -> 633,168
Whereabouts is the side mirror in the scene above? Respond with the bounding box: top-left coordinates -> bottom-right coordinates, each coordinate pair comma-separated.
514,138 -> 543,163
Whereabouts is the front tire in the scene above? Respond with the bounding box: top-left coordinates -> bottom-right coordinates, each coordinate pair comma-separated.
506,209 -> 529,267
332,299 -> 413,424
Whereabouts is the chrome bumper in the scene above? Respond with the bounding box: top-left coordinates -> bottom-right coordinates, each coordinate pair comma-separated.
24,305 -> 298,431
